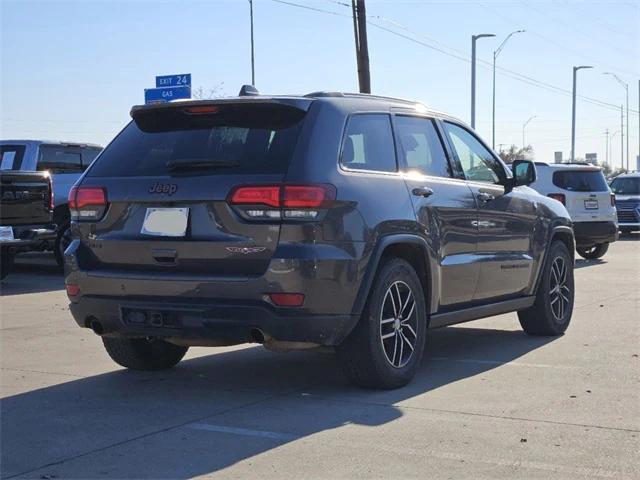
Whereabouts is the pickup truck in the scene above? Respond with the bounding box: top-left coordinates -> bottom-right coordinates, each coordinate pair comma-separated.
1,140 -> 103,266
0,171 -> 56,279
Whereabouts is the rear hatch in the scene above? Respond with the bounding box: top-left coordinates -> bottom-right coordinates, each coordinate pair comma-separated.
76,100 -> 310,276
551,168 -> 613,222
0,171 -> 51,226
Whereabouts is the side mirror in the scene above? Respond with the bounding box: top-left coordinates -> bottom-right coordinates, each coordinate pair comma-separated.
511,160 -> 536,187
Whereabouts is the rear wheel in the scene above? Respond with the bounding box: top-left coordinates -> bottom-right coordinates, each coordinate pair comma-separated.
576,243 -> 609,259
102,337 -> 188,370
337,258 -> 427,389
518,240 -> 574,336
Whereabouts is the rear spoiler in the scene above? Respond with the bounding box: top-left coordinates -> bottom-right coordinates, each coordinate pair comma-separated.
130,97 -> 314,119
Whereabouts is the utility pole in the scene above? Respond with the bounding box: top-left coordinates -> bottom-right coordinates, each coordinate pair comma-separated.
604,73 -> 629,170
605,129 -> 609,168
352,0 -> 371,93
522,115 -> 537,150
571,65 -> 593,162
470,33 -> 495,129
620,105 -> 624,170
249,0 -> 255,86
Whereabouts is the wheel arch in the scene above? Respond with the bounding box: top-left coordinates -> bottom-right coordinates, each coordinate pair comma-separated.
351,235 -> 437,321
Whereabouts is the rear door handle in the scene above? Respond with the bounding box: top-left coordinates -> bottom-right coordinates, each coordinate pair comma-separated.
476,192 -> 495,203
412,186 -> 434,198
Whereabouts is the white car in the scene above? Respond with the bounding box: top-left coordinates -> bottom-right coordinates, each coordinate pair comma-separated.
528,162 -> 618,259
610,172 -> 640,234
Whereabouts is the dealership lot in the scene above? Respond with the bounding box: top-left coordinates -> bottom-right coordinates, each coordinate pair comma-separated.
1,237 -> 638,479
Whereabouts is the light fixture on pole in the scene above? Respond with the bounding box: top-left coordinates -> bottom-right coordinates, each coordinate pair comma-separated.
522,115 -> 537,150
603,72 -> 629,171
492,29 -> 525,149
570,65 -> 593,162
471,33 -> 495,129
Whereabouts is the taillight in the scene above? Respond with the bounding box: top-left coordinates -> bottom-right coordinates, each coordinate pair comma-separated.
269,293 -> 305,307
228,184 -> 335,221
611,193 -> 616,207
47,173 -> 54,211
69,186 -> 108,221
547,193 -> 566,206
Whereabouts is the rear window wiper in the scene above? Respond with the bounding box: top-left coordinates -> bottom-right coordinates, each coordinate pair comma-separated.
166,159 -> 240,171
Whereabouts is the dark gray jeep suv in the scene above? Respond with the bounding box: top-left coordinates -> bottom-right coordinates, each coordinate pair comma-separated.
65,89 -> 575,389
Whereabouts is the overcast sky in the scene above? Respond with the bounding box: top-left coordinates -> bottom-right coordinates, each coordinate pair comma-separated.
1,0 -> 638,168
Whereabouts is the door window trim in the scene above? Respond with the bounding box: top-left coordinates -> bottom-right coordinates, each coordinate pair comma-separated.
338,112 -> 400,176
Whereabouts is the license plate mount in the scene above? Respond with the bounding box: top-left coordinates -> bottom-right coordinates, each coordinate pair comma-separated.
141,208 -> 189,237
584,200 -> 599,210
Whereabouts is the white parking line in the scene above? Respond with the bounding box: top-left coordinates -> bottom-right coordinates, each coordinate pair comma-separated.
428,357 -> 574,368
188,423 -> 298,441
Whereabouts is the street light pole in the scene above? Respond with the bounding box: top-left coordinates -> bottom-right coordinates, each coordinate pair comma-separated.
605,129 -> 609,168
522,115 -> 537,150
571,65 -> 593,162
249,0 -> 255,86
492,30 -> 525,149
603,73 -> 629,170
620,105 -> 624,170
471,33 -> 495,129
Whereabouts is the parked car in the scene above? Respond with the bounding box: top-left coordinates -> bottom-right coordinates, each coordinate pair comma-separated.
528,162 -> 618,259
0,171 -> 55,279
609,172 -> 640,234
64,89 -> 575,389
0,140 -> 103,266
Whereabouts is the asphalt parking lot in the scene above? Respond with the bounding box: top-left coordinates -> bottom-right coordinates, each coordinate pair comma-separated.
1,236 -> 639,480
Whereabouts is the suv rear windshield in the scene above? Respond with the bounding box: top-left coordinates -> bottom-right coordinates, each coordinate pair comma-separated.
610,176 -> 640,195
87,104 -> 306,177
552,170 -> 608,192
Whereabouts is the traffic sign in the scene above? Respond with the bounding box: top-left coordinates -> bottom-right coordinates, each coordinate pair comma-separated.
156,74 -> 191,88
144,86 -> 191,104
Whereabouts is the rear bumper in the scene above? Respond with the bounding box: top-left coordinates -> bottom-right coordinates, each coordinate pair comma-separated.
0,224 -> 56,252
573,221 -> 618,247
69,295 -> 357,346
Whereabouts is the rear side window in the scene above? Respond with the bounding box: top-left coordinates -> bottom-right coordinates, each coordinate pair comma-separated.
610,177 -> 640,195
394,116 -> 451,178
0,145 -> 26,170
340,114 -> 397,173
87,104 -> 306,177
552,170 -> 608,192
82,147 -> 102,167
38,145 -> 83,173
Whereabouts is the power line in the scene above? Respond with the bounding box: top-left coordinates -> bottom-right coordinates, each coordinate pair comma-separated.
271,0 -> 639,115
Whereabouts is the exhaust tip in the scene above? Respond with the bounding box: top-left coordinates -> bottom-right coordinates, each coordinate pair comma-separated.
89,320 -> 104,335
250,328 -> 265,344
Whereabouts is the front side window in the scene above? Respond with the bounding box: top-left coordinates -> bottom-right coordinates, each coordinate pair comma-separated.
443,122 -> 504,184
394,116 -> 451,178
37,145 -> 83,173
340,114 -> 397,173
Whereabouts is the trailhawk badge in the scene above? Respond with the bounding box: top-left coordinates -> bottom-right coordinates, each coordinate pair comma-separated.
225,246 -> 267,255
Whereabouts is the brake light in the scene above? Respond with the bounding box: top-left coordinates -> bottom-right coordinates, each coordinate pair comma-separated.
69,186 -> 107,221
547,193 -> 566,205
184,106 -> 221,114
65,284 -> 80,297
228,184 -> 335,221
230,186 -> 281,207
47,173 -> 54,211
611,193 -> 616,207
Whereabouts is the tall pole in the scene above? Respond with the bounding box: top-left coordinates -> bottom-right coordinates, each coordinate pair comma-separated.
571,65 -> 593,162
471,33 -> 495,129
249,0 -> 255,86
621,105 -> 624,170
492,30 -> 525,149
604,73 -> 630,170
352,0 -> 371,93
605,129 -> 609,168
522,115 -> 537,150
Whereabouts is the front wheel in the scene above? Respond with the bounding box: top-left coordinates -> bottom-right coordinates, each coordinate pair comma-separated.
518,240 -> 574,336
102,337 -> 188,370
576,243 -> 609,259
337,258 -> 427,389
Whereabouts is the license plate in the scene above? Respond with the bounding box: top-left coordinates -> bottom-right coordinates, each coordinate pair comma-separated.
0,226 -> 14,242
141,208 -> 188,237
584,200 -> 599,210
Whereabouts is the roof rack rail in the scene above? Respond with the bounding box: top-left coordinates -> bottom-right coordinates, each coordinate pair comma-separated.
303,91 -> 344,98
303,91 -> 421,106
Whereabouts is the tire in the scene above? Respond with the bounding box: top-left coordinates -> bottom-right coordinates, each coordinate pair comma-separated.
337,258 -> 427,389
576,243 -> 609,260
102,337 -> 188,370
1,250 -> 15,280
518,240 -> 574,336
54,222 -> 72,268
